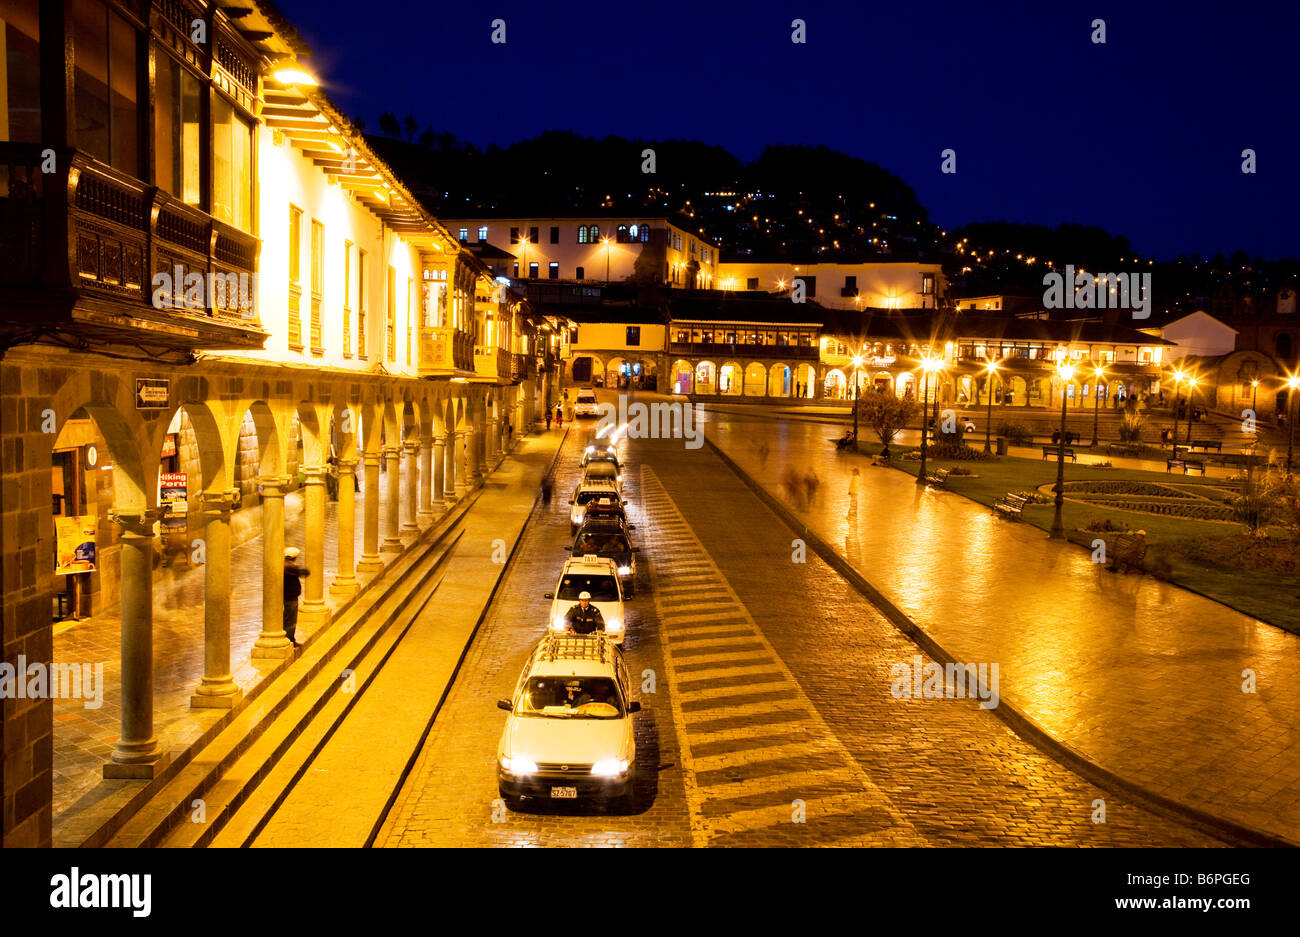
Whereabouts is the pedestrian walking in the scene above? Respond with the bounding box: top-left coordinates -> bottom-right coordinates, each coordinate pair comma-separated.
540,473 -> 553,505
803,469 -> 820,507
847,468 -> 861,517
757,441 -> 770,467
283,547 -> 310,648
545,409 -> 552,430
555,402 -> 564,427
784,467 -> 804,509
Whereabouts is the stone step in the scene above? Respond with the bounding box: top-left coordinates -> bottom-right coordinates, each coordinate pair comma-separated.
99,503 -> 475,849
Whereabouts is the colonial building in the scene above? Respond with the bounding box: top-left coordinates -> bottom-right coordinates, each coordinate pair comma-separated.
0,0 -> 543,846
715,258 -> 946,310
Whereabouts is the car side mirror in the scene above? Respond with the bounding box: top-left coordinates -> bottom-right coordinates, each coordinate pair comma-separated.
544,592 -> 554,599
562,545 -> 572,551
627,701 -> 641,713
632,546 -> 641,552
627,524 -> 637,531
567,499 -> 574,504
497,699 -> 512,711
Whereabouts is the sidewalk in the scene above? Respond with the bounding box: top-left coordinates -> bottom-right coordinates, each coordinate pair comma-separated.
700,411 -> 1300,845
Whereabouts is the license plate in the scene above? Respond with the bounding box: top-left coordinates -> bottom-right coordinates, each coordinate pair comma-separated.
550,786 -> 578,799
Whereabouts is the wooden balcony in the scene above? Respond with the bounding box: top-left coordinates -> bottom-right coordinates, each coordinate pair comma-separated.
0,145 -> 266,353
419,327 -> 475,377
472,345 -> 513,383
668,341 -> 820,361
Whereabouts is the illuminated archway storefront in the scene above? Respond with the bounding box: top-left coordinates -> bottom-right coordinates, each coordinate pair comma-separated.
719,362 -> 742,396
743,362 -> 767,396
671,359 -> 693,395
823,369 -> 846,400
793,364 -> 816,398
768,363 -> 792,397
695,361 -> 717,395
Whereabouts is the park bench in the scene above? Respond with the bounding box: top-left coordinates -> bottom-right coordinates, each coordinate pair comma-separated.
924,467 -> 951,487
992,493 -> 1029,520
1042,445 -> 1077,462
1189,439 -> 1222,452
1109,533 -> 1148,573
1051,430 -> 1081,446
1166,457 -> 1206,476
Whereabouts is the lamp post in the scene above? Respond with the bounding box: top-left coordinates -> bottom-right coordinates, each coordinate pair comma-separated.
1287,375 -> 1300,475
602,237 -> 612,284
1185,376 -> 1200,446
916,355 -> 938,485
1251,379 -> 1260,427
1090,364 -> 1105,448
1169,368 -> 1185,454
1049,362 -> 1076,539
850,353 -> 863,441
983,360 -> 998,453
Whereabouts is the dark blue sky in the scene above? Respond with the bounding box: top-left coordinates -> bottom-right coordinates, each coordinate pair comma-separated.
274,0 -> 1299,261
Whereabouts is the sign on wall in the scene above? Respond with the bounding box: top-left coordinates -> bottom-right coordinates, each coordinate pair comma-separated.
135,378 -> 170,409
55,515 -> 97,575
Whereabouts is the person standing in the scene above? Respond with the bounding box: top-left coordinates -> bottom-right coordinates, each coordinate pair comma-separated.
847,468 -> 862,517
564,591 -> 604,635
545,408 -> 552,430
555,402 -> 564,428
283,547 -> 310,648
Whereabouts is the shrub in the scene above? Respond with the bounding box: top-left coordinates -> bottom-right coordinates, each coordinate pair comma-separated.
1118,413 -> 1145,443
1231,471 -> 1276,535
926,442 -> 992,461
1015,490 -> 1051,504
948,466 -> 975,476
995,421 -> 1031,444
1083,517 -> 1129,532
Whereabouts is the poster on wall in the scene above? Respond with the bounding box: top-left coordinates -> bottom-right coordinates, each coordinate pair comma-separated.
160,472 -> 188,532
55,515 -> 97,574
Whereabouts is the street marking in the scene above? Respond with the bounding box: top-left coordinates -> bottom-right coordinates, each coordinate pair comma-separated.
642,467 -> 921,847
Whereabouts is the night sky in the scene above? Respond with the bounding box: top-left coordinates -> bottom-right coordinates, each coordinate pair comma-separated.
273,0 -> 1299,261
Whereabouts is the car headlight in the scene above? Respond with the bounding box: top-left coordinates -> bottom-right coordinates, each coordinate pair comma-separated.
617,566 -> 631,576
551,616 -> 567,631
585,446 -> 594,454
502,756 -> 538,775
605,618 -> 623,631
591,759 -> 628,778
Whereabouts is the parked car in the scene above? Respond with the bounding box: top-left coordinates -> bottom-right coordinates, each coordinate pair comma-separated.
570,517 -> 637,596
574,388 -> 600,419
496,633 -> 639,809
545,553 -> 626,643
569,478 -> 621,531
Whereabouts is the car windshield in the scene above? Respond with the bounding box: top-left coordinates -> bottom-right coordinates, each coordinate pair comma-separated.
583,462 -> 618,481
576,488 -> 617,505
574,531 -> 628,555
558,574 -> 620,601
577,392 -> 597,404
517,676 -> 622,718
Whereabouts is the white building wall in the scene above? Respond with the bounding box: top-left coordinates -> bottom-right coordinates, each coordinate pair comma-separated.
716,260 -> 945,309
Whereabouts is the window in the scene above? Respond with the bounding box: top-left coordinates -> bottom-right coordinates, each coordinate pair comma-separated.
212,95 -> 252,230
387,265 -> 397,361
588,224 -> 600,242
747,277 -> 759,291
72,0 -> 139,174
357,249 -> 367,358
576,266 -> 585,280
477,225 -> 488,242
287,206 -> 302,347
550,226 -> 559,244
528,262 -> 538,279
406,278 -> 414,365
800,275 -> 817,297
578,226 -> 589,244
529,226 -> 539,244
844,275 -> 857,290
548,262 -> 559,279
458,227 -> 468,241
512,262 -> 519,278
153,54 -> 200,202
510,227 -> 520,243
922,273 -> 935,295
616,224 -> 630,243
0,0 -> 40,142
626,326 -> 641,347
309,218 -> 322,350
343,240 -> 353,357
640,225 -> 650,243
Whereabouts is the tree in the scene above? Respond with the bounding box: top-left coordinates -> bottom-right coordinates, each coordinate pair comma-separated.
402,115 -> 419,142
856,389 -> 919,458
378,112 -> 400,138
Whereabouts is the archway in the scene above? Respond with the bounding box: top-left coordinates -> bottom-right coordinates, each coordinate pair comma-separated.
871,371 -> 894,395
768,362 -> 792,398
670,359 -> 693,395
719,361 -> 743,396
793,363 -> 816,398
695,360 -> 717,395
896,371 -> 915,399
823,369 -> 846,400
743,362 -> 767,396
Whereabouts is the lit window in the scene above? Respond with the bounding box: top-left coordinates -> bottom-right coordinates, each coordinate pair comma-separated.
477,226 -> 488,242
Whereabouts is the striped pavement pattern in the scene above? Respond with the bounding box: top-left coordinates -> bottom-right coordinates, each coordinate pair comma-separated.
638,466 -> 924,847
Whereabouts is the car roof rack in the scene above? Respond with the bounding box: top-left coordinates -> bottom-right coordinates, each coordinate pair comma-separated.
537,632 -> 607,664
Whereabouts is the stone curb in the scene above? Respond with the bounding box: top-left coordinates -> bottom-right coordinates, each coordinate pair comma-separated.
703,432 -> 1296,849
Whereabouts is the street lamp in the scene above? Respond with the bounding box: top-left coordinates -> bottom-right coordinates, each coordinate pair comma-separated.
602,237 -> 612,284
983,360 -> 999,453
1185,376 -> 1200,446
1090,364 -> 1106,448
1049,361 -> 1076,539
916,354 -> 942,485
850,353 -> 863,441
1169,368 -> 1186,454
1251,379 -> 1260,428
1287,374 -> 1300,474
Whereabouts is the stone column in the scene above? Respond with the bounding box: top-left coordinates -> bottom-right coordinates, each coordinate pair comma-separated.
486,412 -> 499,462
252,475 -> 293,659
432,434 -> 449,507
299,466 -> 329,628
381,445 -> 402,552
104,509 -> 170,778
468,423 -> 484,487
357,451 -> 383,573
191,491 -> 241,709
403,441 -> 420,531
331,457 -> 359,596
454,430 -> 468,497
444,431 -> 460,502
418,437 -> 434,521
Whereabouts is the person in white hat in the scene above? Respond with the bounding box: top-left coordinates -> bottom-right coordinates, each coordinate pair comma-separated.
283,547 -> 309,648
563,589 -> 604,635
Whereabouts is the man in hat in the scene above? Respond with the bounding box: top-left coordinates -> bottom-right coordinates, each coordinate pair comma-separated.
564,591 -> 604,635
283,547 -> 310,648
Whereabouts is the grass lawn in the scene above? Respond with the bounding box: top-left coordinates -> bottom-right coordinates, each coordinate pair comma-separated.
856,441 -> 1300,634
